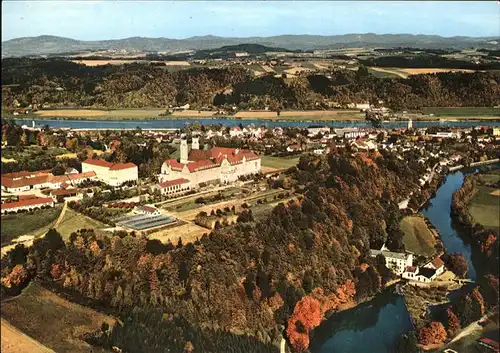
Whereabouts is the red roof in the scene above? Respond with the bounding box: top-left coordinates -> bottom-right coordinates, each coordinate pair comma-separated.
18,194 -> 38,201
1,197 -> 54,210
187,159 -> 218,172
406,266 -> 418,273
479,338 -> 499,350
51,189 -> 79,196
67,171 -> 96,180
159,178 -> 190,188
430,256 -> 445,269
2,175 -> 50,189
2,169 -> 52,180
83,159 -> 136,171
109,162 -> 137,171
83,159 -> 113,168
164,159 -> 185,171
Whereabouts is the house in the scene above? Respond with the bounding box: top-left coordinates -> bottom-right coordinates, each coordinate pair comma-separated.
424,256 -> 445,276
229,126 -> 244,138
82,159 -> 138,186
134,205 -> 161,216
351,138 -> 378,151
158,178 -> 192,196
355,103 -> 371,111
307,125 -> 330,137
478,337 -> 499,352
287,144 -> 302,153
65,167 -> 79,175
370,246 -> 413,275
50,188 -> 81,202
1,197 -> 55,214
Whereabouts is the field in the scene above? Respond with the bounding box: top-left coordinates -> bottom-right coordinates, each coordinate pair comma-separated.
367,67 -> 403,79
1,319 -> 53,353
1,283 -> 114,353
468,185 -> 500,230
54,208 -> 107,239
1,206 -> 63,245
233,109 -> 364,120
72,60 -> 190,67
368,67 -> 476,79
400,215 -> 437,257
2,146 -> 69,160
35,108 -> 166,119
148,222 -> 207,245
261,155 -> 303,170
422,107 -> 500,117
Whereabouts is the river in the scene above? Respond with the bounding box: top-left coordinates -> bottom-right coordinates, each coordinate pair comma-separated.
310,164 -> 500,353
13,118 -> 500,130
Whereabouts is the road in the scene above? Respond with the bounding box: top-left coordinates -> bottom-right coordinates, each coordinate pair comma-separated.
449,315 -> 488,344
1,318 -> 55,353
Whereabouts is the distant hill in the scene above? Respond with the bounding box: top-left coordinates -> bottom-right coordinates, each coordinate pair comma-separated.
2,33 -> 499,57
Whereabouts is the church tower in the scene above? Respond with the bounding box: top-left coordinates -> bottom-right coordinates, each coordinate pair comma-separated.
407,118 -> 413,130
180,139 -> 188,164
192,137 -> 199,150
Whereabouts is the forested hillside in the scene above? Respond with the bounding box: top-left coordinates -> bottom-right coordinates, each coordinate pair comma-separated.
2,58 -> 499,111
2,150 -> 434,352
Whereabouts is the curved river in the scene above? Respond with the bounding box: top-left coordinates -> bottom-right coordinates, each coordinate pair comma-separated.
310,164 -> 499,353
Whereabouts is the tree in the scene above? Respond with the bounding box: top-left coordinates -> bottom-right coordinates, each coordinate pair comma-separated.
446,308 -> 460,337
443,253 -> 468,278
418,321 -> 447,346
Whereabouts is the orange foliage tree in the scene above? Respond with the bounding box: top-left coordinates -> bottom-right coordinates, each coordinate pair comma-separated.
418,321 -> 447,346
286,297 -> 322,351
446,308 -> 460,337
1,265 -> 28,289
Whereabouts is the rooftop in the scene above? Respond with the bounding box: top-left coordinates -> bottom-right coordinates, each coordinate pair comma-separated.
1,197 -> 54,210
370,249 -> 410,261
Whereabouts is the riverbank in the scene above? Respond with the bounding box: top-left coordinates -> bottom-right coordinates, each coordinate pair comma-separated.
6,108 -> 500,122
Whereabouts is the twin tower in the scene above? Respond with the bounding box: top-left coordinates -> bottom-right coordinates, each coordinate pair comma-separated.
180,138 -> 199,164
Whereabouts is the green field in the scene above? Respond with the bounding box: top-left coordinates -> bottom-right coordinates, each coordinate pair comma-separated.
480,173 -> 500,184
367,67 -> 402,78
1,282 -> 114,353
1,145 -> 70,160
1,206 -> 63,245
468,186 -> 500,230
400,215 -> 437,257
422,107 -> 500,117
55,208 -> 107,239
261,154 -> 304,170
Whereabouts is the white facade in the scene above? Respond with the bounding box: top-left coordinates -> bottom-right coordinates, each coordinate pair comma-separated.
82,159 -> 138,186
160,145 -> 261,187
370,248 -> 413,275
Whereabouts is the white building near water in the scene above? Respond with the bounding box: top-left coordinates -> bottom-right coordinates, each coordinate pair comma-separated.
370,244 -> 413,275
159,139 -> 261,187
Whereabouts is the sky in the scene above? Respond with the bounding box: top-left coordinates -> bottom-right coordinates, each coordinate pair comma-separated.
2,1 -> 499,41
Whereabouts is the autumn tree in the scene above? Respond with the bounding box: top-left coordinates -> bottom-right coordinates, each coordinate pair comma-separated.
418,321 -> 447,346
443,253 -> 468,278
446,308 -> 460,337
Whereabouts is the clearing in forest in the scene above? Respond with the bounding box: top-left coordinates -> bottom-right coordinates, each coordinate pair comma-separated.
1,283 -> 115,353
400,215 -> 437,257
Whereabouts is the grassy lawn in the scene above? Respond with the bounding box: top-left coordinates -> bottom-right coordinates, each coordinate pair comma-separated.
422,107 -> 500,117
480,172 -> 500,185
261,154 -> 303,170
2,146 -> 70,160
55,208 -> 107,239
400,215 -> 437,257
1,206 -> 63,245
368,67 -> 403,79
1,282 -> 114,353
468,186 -> 500,230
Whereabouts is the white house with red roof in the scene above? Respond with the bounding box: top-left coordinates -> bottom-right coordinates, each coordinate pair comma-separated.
1,197 -> 55,214
157,178 -> 192,196
82,159 -> 138,186
159,140 -> 261,187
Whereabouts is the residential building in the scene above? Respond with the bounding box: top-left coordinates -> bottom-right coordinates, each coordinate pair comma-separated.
307,125 -> 330,137
370,246 -> 413,275
1,197 -> 55,214
134,205 -> 161,216
1,170 -> 97,193
82,159 -> 138,186
423,256 -> 445,276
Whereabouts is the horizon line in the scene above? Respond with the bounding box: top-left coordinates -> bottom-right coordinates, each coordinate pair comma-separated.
3,32 -> 499,43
